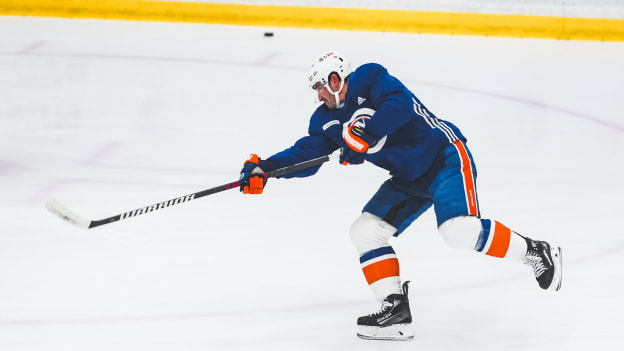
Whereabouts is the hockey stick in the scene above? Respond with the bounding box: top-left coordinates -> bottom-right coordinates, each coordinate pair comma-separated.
45,153 -> 337,229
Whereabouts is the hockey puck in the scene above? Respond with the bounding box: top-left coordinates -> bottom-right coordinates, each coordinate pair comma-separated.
264,32 -> 274,37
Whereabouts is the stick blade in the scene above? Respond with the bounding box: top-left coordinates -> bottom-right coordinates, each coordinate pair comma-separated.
45,199 -> 91,229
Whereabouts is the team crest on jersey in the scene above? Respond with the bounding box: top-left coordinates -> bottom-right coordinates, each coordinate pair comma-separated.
342,108 -> 387,154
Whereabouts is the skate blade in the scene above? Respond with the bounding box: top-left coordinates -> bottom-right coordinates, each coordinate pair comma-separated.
357,324 -> 414,341
548,246 -> 562,291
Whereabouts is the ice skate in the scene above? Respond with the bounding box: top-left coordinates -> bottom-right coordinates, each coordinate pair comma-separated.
356,281 -> 414,341
522,237 -> 562,291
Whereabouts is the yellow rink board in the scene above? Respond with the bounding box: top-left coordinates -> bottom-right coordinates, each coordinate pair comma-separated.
2,0 -> 624,41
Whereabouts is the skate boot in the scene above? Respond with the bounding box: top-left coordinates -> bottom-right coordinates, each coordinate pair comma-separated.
356,281 -> 414,341
522,236 -> 562,291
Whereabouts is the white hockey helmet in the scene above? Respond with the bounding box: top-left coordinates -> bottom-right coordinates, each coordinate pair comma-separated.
308,50 -> 353,89
307,51 -> 353,107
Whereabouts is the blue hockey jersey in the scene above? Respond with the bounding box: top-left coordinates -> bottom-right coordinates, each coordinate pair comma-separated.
262,63 -> 466,182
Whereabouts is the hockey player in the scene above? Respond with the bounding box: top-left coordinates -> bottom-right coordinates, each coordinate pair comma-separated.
238,51 -> 562,340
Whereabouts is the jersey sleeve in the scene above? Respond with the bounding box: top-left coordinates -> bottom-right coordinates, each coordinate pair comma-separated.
263,131 -> 339,178
356,64 -> 414,139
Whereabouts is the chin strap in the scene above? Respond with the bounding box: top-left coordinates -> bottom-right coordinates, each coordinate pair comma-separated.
327,79 -> 346,108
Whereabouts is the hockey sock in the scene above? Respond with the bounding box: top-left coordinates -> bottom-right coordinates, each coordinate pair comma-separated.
359,246 -> 402,301
475,219 -> 527,261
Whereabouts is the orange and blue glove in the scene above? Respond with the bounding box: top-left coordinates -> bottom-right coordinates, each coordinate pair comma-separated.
340,123 -> 377,165
239,154 -> 268,194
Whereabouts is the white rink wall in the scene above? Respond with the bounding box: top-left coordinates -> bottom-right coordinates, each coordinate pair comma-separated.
165,0 -> 624,19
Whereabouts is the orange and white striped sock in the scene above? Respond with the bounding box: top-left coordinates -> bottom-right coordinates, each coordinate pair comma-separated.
476,219 -> 527,261
359,246 -> 402,301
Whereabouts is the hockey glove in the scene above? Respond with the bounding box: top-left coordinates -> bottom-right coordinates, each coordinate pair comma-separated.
340,124 -> 377,165
239,154 -> 268,194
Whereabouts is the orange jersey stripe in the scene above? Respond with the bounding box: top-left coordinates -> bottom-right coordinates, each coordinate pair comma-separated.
453,140 -> 478,216
486,221 -> 511,258
362,258 -> 400,285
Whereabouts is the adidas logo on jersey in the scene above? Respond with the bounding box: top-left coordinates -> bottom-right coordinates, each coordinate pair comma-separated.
358,97 -> 366,105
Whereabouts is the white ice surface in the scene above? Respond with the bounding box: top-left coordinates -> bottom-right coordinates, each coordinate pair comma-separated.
1,16 -> 623,350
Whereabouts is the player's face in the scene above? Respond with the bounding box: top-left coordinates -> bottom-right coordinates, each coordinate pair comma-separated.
313,82 -> 337,109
